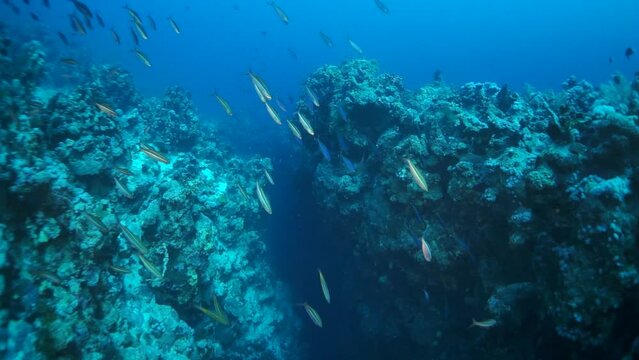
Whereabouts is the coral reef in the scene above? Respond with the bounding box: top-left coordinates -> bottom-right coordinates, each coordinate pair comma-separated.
301,59 -> 639,358
0,38 -> 299,359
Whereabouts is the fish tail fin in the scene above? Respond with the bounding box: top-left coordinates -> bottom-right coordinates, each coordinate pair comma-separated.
467,318 -> 477,329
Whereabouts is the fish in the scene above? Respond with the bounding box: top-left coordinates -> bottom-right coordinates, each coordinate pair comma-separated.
469,318 -> 497,329
168,17 -> 181,34
297,112 -> 315,136
69,14 -> 86,35
140,143 -> 169,164
134,48 -> 151,67
318,269 -> 331,304
133,21 -> 148,40
287,47 -> 297,60
96,102 -> 117,117
300,302 -> 323,328
30,13 -> 40,21
420,236 -> 432,262
214,94 -> 233,117
337,133 -> 349,152
626,47 -> 635,59
71,0 -> 93,19
124,5 -> 143,25
130,27 -> 139,46
265,102 -> 282,125
317,139 -> 331,161
252,82 -> 267,103
111,28 -> 120,45
236,182 -> 249,201
374,0 -> 390,14
319,31 -> 333,48
405,159 -> 428,192
267,1 -> 289,24
148,15 -> 157,31
264,169 -> 275,185
255,181 -> 272,214
138,253 -> 162,279
306,86 -> 320,107
286,120 -> 302,140
114,167 -> 133,176
57,32 -> 69,45
35,270 -> 62,284
95,12 -> 104,27
340,154 -> 356,173
85,212 -> 109,234
347,35 -> 363,54
119,224 -> 149,254
196,295 -> 229,325
83,15 -> 93,30
248,71 -> 272,101
275,98 -> 287,112
337,105 -> 348,122
60,57 -> 78,65
109,265 -> 131,274
423,289 -> 430,304
114,177 -> 133,198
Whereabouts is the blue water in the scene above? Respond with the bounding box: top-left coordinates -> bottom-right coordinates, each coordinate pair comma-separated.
1,0 -> 639,359
5,0 -> 637,119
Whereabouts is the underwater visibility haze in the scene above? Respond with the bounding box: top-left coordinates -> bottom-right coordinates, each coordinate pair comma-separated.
0,0 -> 638,359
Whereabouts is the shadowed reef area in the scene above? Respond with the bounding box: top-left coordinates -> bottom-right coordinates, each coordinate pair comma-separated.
1,33 -> 639,359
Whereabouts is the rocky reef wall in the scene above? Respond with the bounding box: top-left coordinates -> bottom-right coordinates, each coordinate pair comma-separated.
300,59 -> 639,359
0,35 -> 300,359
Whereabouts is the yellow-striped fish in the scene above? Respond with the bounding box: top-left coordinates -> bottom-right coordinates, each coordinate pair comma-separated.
265,102 -> 282,125
236,182 -> 249,201
138,253 -> 162,279
469,318 -> 497,329
306,86 -> 320,107
300,302 -> 323,328
124,5 -> 143,25
168,17 -> 181,34
134,48 -> 151,67
255,181 -> 272,214
267,1 -> 289,25
114,167 -> 133,176
264,169 -> 275,185
405,159 -> 428,192
140,144 -> 170,164
195,295 -> 229,325
248,71 -> 272,101
287,120 -> 302,140
84,212 -> 109,234
318,269 -> 330,304
114,177 -> 133,198
214,94 -> 233,117
96,102 -> 117,117
118,224 -> 149,254
252,81 -> 267,103
109,265 -> 131,274
133,20 -> 148,40
347,35 -> 363,55
297,112 -> 315,136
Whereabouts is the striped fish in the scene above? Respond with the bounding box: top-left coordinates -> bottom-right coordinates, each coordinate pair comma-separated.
236,182 -> 249,201
255,181 -> 272,214
96,102 -> 116,117
119,224 -> 149,254
301,302 -> 323,328
214,94 -> 233,117
84,212 -> 109,234
109,265 -> 131,274
114,177 -> 133,198
297,112 -> 315,136
405,159 -> 428,192
421,236 -> 432,262
287,120 -> 302,140
140,144 -> 169,164
138,253 -> 162,279
114,167 -> 133,176
469,318 -> 497,329
318,269 -> 331,304
134,48 -> 151,67
248,71 -> 272,101
133,20 -> 148,40
168,17 -> 181,35
264,169 -> 275,185
265,102 -> 282,125
306,86 -> 320,107
317,139 -> 331,161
